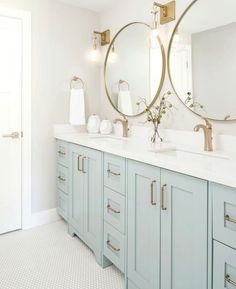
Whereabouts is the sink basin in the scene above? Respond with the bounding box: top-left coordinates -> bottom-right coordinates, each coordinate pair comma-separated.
152,147 -> 230,161
88,135 -> 128,143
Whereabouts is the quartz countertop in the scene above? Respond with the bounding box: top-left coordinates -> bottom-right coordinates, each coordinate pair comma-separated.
55,132 -> 236,189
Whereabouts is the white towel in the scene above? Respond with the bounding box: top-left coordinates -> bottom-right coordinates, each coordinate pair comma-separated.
118,91 -> 133,115
69,88 -> 86,125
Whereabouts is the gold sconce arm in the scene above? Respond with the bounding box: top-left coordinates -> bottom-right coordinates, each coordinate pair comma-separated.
93,30 -> 110,46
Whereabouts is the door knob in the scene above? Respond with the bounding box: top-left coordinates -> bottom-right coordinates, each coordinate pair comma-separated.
2,132 -> 19,139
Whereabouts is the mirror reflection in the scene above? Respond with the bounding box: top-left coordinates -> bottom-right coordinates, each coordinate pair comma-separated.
105,22 -> 164,117
169,0 -> 236,121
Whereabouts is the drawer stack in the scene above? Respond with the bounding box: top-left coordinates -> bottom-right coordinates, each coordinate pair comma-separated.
56,140 -> 69,221
103,153 -> 126,273
212,183 -> 236,288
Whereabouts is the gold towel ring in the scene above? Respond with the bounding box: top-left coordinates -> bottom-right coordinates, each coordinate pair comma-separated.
70,76 -> 85,89
118,79 -> 130,91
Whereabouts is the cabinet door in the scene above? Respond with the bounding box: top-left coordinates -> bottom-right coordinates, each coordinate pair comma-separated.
128,160 -> 161,289
83,147 -> 102,250
161,169 -> 208,289
69,144 -> 84,236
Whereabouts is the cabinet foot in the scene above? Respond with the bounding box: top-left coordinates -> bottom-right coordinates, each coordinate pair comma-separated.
68,224 -> 75,237
94,253 -> 112,268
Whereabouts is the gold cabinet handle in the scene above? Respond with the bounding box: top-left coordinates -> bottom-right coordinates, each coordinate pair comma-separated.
58,150 -> 66,155
161,184 -> 167,210
107,204 -> 120,214
107,169 -> 121,176
151,180 -> 157,206
77,155 -> 82,171
82,157 -> 86,173
106,240 -> 120,252
58,176 -> 66,182
225,215 -> 236,224
225,275 -> 236,287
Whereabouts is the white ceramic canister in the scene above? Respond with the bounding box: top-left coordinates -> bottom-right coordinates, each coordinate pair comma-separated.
87,114 -> 101,133
100,119 -> 113,135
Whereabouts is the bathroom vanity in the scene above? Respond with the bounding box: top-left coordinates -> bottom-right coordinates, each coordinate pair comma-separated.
55,133 -> 236,289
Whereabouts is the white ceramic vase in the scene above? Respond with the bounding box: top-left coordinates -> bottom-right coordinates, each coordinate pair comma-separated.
87,114 -> 101,134
100,119 -> 113,135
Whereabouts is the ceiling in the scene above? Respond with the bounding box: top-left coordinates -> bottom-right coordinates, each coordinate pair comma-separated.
58,0 -> 117,12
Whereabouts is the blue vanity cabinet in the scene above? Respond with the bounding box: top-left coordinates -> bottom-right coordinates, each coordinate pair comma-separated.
68,144 -> 103,263
127,160 -> 161,289
56,140 -> 69,221
160,169 -> 208,289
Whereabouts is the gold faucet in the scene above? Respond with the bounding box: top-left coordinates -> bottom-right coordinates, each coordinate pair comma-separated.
113,116 -> 129,138
194,118 -> 213,152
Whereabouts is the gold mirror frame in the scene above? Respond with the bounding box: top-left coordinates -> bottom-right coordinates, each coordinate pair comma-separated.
167,0 -> 236,122
104,22 -> 166,118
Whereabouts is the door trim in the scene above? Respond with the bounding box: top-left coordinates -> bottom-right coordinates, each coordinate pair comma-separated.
0,7 -> 32,229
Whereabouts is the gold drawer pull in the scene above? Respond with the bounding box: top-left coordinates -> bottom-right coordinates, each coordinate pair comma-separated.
225,215 -> 236,224
225,275 -> 236,287
151,180 -> 157,206
107,169 -> 120,176
58,176 -> 66,182
161,184 -> 167,210
58,150 -> 66,155
107,204 -> 120,214
106,240 -> 120,252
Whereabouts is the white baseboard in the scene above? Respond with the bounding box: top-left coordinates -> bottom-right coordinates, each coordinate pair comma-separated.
28,208 -> 61,229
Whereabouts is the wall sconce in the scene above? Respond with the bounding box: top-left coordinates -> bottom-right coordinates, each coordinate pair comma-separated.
153,1 -> 176,25
108,44 -> 118,64
93,30 -> 110,46
89,30 -> 110,63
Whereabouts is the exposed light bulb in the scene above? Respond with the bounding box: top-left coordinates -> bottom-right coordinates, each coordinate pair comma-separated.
108,45 -> 118,64
88,34 -> 101,63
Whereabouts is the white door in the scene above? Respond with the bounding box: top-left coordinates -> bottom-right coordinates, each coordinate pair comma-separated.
0,15 -> 22,234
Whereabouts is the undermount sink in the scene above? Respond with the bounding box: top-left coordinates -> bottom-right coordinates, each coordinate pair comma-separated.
150,146 -> 230,161
88,135 -> 128,143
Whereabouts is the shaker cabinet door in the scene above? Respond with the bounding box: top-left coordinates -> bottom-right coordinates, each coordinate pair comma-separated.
127,160 -> 161,289
160,169 -> 208,289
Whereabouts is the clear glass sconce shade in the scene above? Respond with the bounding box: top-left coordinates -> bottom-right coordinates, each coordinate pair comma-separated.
108,45 -> 118,64
88,47 -> 101,62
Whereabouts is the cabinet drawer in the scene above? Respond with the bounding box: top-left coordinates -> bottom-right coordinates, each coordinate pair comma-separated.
104,222 -> 125,272
213,183 -> 236,249
213,241 -> 236,289
56,140 -> 69,167
104,153 -> 126,195
57,189 -> 68,221
57,164 -> 68,194
104,187 -> 125,234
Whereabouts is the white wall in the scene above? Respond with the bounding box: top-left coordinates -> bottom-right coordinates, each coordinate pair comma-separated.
0,0 -> 100,213
99,0 -> 236,135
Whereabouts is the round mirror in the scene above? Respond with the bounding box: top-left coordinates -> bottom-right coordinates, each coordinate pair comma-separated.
104,22 -> 165,117
168,0 -> 236,121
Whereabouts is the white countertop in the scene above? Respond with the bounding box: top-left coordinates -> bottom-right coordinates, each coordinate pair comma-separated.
55,132 -> 236,189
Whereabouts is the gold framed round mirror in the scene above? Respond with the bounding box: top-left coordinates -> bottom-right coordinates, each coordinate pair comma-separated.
104,22 -> 165,117
168,0 -> 236,121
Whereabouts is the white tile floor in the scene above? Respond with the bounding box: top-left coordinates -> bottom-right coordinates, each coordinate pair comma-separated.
0,221 -> 124,289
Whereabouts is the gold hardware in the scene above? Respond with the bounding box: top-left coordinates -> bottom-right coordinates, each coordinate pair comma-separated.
106,240 -> 120,252
225,275 -> 236,287
77,155 -> 82,171
161,184 -> 167,210
107,169 -> 121,176
58,150 -> 66,155
94,30 -> 110,46
113,115 -> 129,138
151,180 -> 157,206
58,176 -> 66,182
70,76 -> 85,89
118,80 -> 130,91
107,204 -> 120,214
194,118 -> 213,152
2,132 -> 19,139
82,157 -> 86,174
153,1 -> 176,24
225,214 -> 236,224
